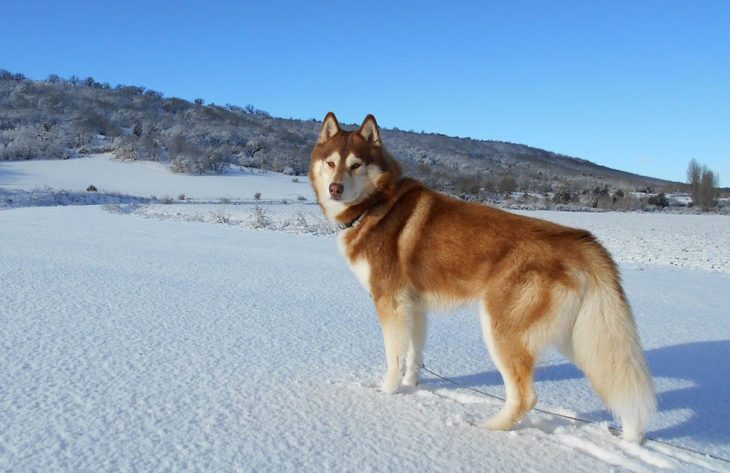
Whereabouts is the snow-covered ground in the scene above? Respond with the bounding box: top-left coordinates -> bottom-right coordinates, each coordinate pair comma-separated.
1,155 -> 729,472
0,153 -> 315,203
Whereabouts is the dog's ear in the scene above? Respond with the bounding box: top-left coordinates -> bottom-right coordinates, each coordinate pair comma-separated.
359,114 -> 381,146
317,112 -> 340,144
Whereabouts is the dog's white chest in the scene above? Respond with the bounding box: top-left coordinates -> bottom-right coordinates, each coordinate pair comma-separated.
348,258 -> 372,293
337,231 -> 372,293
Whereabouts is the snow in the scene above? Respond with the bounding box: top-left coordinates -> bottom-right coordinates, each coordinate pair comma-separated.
512,210 -> 730,273
1,155 -> 729,472
0,153 -> 315,203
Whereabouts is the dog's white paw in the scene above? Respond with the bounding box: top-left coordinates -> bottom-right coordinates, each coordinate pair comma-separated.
402,370 -> 420,387
621,425 -> 644,444
480,409 -> 517,431
380,371 -> 402,394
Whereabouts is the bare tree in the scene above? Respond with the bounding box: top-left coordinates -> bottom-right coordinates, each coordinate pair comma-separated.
687,159 -> 701,204
700,168 -> 719,211
687,159 -> 719,211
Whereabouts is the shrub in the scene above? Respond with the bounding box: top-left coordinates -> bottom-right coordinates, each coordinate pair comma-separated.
251,206 -> 271,228
213,210 -> 230,224
648,192 -> 669,208
0,124 -> 70,160
552,188 -> 577,205
497,175 -> 517,194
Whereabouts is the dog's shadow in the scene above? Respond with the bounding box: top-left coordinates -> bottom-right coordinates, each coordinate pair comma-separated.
424,340 -> 730,442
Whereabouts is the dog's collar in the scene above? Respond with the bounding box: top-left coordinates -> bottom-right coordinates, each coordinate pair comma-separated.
336,209 -> 369,231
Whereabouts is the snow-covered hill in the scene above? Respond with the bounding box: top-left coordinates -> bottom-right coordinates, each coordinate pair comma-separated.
1,74 -> 672,196
1,155 -> 729,472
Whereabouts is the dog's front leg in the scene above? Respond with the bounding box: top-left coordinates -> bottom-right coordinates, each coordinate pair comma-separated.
376,296 -> 409,394
403,309 -> 427,386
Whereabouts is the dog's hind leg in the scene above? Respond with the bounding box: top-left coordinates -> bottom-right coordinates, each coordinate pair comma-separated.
478,302 -> 538,430
376,295 -> 411,394
403,308 -> 427,386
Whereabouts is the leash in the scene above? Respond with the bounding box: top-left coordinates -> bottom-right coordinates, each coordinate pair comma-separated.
421,364 -> 730,465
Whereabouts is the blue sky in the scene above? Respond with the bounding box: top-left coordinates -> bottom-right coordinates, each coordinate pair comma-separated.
3,0 -> 729,185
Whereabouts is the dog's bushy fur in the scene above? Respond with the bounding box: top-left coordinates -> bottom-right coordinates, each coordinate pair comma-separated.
309,113 -> 655,442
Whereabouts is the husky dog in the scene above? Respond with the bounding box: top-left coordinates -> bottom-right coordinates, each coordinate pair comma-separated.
309,112 -> 655,442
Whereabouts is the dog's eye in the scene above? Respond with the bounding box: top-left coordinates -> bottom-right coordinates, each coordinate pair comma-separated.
326,161 -> 335,168
351,163 -> 361,170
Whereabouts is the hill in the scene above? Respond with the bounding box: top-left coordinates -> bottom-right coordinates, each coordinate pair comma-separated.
1,69 -> 673,208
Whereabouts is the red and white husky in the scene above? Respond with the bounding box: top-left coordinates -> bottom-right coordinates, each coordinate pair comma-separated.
309,112 -> 655,442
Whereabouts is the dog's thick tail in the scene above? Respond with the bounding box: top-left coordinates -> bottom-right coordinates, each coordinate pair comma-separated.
570,250 -> 656,443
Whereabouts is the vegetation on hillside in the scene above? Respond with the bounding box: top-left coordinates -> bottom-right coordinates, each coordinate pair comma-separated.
1,69 -> 723,211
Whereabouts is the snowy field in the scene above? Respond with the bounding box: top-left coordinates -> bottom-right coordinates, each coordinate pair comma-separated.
1,155 -> 730,472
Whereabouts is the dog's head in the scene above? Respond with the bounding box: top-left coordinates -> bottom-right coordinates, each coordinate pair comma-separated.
309,112 -> 400,224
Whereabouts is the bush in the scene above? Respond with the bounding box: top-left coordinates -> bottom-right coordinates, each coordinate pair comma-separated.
648,192 -> 669,208
497,175 -> 517,194
0,124 -> 70,160
552,188 -> 577,205
213,210 -> 230,224
251,206 -> 271,228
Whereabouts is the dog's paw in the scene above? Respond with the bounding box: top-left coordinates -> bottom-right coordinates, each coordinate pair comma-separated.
402,370 -> 420,387
380,371 -> 402,394
479,411 -> 517,431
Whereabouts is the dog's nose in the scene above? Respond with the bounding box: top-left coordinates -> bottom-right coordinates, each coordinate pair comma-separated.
329,183 -> 344,199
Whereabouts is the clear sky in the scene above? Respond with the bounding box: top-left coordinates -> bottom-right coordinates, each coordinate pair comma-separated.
3,0 -> 729,185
